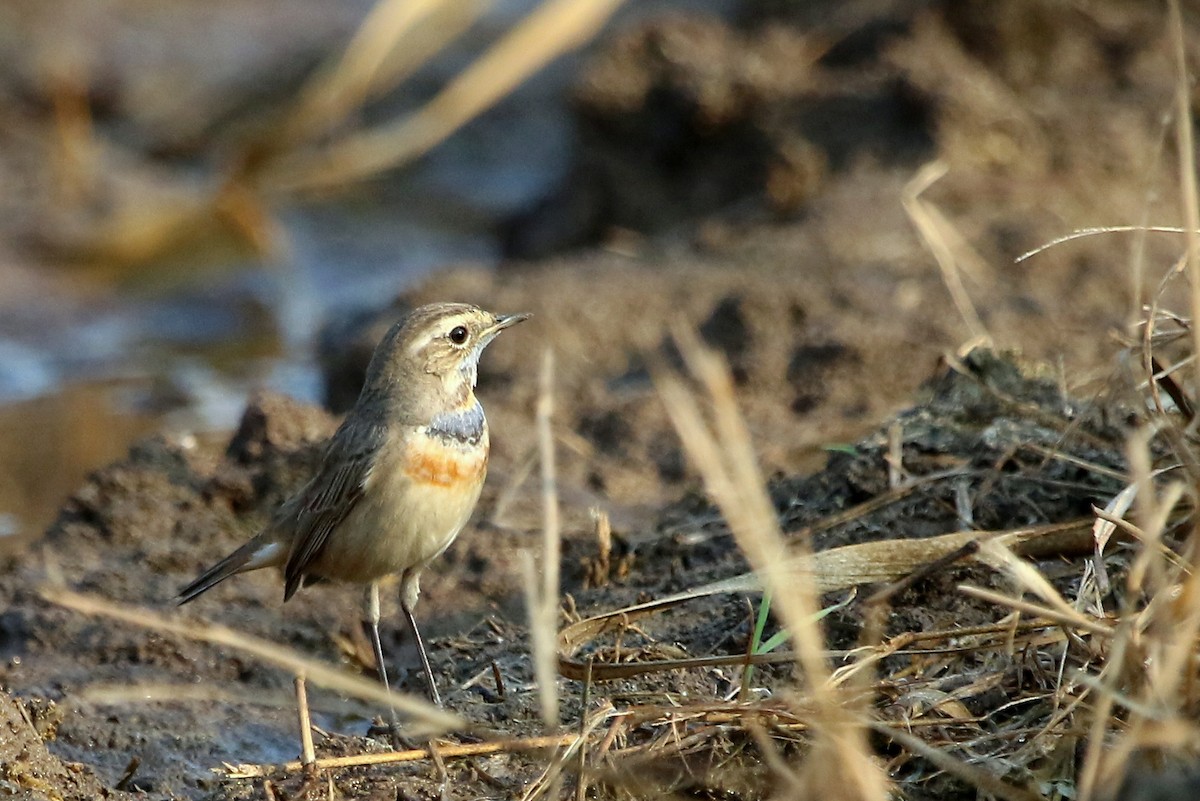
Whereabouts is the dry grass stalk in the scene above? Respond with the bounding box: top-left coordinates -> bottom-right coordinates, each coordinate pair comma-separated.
1014,225 -> 1200,265
653,324 -> 889,800
453,701 -> 611,801
955,584 -> 1110,639
1076,433 -> 1190,800
294,676 -> 316,767
636,338 -> 1156,797
902,160 -> 990,342
265,0 -> 628,191
655,326 -> 832,688
520,702 -> 614,801
1168,0 -> 1200,398
975,540 -> 1111,634
575,658 -> 594,801
281,0 -> 483,145
40,585 -> 461,735
832,618 -> 1070,692
78,682 -> 377,717
527,347 -> 561,729
1124,430 -> 1186,597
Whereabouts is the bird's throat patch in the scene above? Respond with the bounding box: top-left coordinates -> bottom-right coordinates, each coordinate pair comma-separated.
427,400 -> 486,446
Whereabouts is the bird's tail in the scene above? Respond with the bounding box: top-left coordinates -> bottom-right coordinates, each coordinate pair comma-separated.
177,537 -> 283,605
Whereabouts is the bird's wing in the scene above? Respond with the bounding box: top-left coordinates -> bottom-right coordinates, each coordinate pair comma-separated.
282,420 -> 387,600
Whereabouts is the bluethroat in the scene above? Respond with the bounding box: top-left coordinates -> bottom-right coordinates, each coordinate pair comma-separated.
179,302 -> 529,710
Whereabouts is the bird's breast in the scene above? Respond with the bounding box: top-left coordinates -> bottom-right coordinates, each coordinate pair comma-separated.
311,422 -> 489,583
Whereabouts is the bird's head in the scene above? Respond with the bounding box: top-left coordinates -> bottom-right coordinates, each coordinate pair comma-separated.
361,302 -> 530,418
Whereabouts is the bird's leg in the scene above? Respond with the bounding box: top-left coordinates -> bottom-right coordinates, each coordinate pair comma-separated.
364,581 -> 402,748
401,597 -> 443,708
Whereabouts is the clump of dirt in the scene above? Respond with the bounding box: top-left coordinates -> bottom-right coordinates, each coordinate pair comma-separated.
503,9 -> 932,257
776,347 -> 1131,547
0,692 -> 124,801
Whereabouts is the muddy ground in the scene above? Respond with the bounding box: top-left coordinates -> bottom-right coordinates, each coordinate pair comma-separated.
3,1 -> 1199,799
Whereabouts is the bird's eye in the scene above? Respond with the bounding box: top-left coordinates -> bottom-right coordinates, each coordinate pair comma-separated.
448,325 -> 469,345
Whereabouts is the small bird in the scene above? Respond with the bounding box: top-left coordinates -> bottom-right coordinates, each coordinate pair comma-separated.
179,302 -> 529,711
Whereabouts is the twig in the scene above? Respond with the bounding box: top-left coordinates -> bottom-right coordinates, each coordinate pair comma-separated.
226,733 -> 580,777
295,676 -> 316,768
865,541 -> 979,606
491,660 -> 507,702
114,757 -> 140,792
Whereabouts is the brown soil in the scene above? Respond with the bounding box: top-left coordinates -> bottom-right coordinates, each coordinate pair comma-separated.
2,1 -> 1197,799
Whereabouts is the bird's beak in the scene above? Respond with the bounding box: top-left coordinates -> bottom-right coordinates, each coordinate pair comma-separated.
492,312 -> 531,332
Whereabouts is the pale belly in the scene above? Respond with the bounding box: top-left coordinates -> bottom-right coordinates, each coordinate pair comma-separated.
308,429 -> 488,583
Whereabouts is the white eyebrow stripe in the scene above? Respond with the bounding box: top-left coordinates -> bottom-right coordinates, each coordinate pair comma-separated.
405,315 -> 473,356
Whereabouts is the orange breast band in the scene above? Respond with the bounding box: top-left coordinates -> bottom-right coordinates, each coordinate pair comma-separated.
403,437 -> 488,487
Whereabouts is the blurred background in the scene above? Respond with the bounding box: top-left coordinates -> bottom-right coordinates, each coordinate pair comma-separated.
0,0 -> 736,542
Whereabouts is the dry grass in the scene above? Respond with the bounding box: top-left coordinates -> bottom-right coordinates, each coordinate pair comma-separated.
258,0 -> 629,192
532,5 -> 1200,798
653,326 -> 890,800
21,0 -> 629,268
546,28 -> 1200,791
